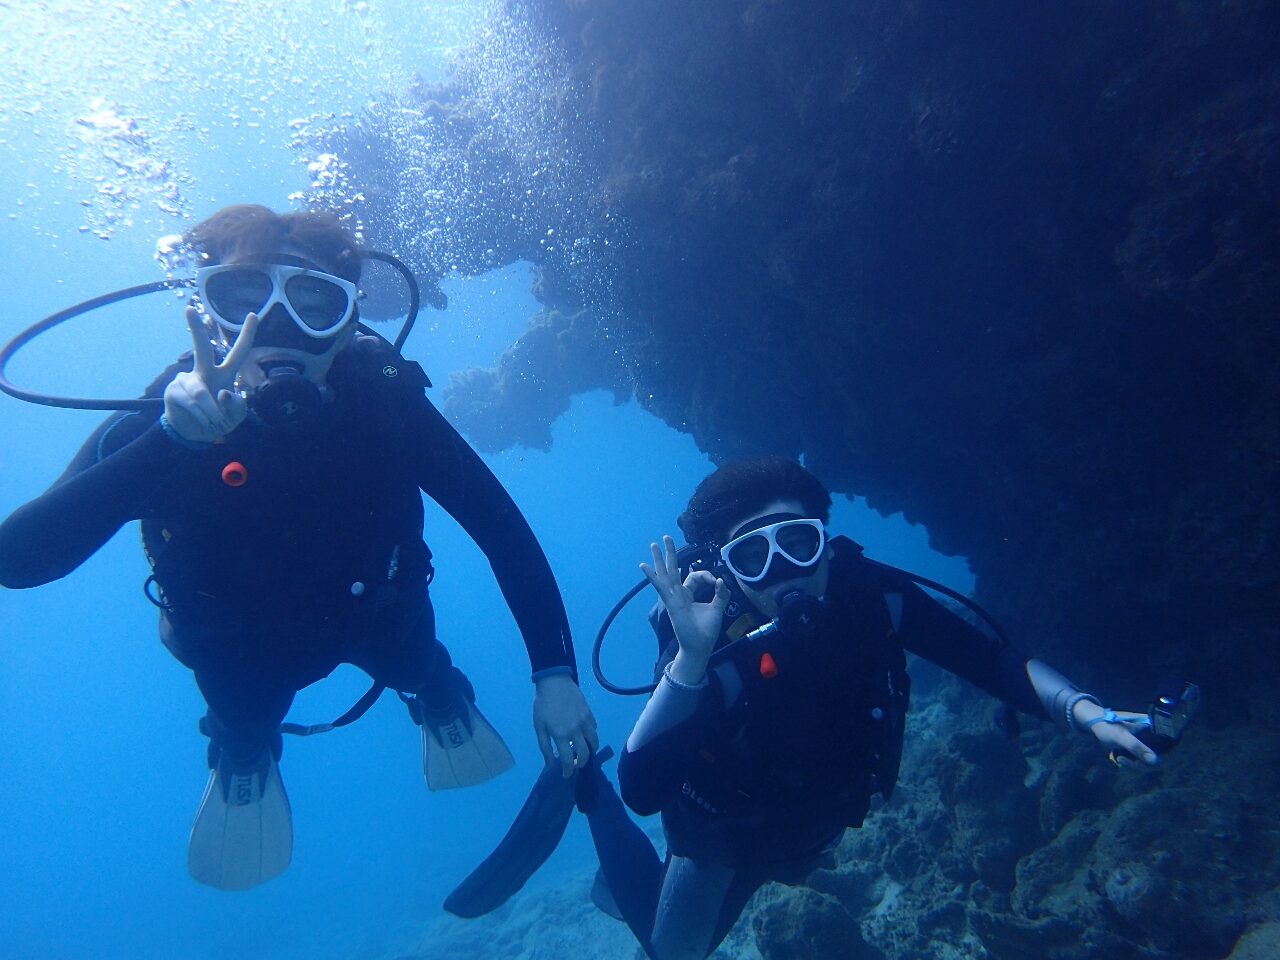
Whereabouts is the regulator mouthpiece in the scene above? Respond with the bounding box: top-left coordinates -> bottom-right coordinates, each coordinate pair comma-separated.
249,366 -> 321,429
776,590 -> 823,639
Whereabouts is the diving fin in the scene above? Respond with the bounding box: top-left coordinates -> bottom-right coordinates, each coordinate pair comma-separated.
187,746 -> 293,891
445,746 -> 615,918
591,866 -> 625,921
420,696 -> 515,791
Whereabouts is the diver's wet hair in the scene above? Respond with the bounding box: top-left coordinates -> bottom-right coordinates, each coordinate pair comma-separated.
678,456 -> 833,546
184,205 -> 362,283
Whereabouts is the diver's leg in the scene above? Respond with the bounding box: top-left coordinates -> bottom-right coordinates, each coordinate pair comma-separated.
650,856 -> 749,960
704,865 -> 771,957
161,613 -> 297,761
576,757 -> 665,955
349,593 -> 513,789
171,622 -> 299,890
193,667 -> 294,764
345,590 -> 456,702
186,668 -> 297,890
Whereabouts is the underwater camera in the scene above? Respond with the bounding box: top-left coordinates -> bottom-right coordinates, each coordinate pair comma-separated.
1138,680 -> 1201,754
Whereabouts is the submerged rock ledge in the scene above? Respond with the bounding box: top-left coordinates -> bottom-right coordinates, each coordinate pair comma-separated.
403,673 -> 1279,960
317,3 -> 1279,957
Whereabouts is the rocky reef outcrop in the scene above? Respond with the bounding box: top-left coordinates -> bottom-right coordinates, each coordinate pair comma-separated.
406,672 -> 1280,960
303,3 -> 1280,957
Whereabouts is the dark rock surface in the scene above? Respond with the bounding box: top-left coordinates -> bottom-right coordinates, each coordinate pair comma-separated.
312,0 -> 1280,692
753,887 -> 884,960
405,675 -> 1280,960
301,3 -> 1280,957
772,685 -> 1280,960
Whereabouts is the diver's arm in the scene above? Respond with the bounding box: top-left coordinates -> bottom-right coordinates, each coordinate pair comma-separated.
627,663 -> 707,751
409,393 -> 597,770
892,576 -> 1083,722
894,579 -> 1048,718
619,675 -> 705,816
410,396 -> 576,677
618,540 -> 728,813
897,580 -> 1159,763
1025,659 -> 1093,726
1025,659 -> 1120,729
0,412 -> 182,588
619,577 -> 723,815
1025,659 -> 1159,763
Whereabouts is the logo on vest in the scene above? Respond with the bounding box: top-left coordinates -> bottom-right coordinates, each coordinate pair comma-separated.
681,780 -> 722,815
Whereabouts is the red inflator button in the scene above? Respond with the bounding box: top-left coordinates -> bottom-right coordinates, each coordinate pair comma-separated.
759,651 -> 778,679
221,461 -> 248,487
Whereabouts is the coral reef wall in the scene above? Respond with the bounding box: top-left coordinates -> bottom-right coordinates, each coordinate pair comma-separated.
543,0 -> 1280,695
309,3 -> 1280,958
315,0 -> 1279,709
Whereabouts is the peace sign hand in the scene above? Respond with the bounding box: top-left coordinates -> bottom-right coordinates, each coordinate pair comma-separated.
161,306 -> 260,444
640,534 -> 730,684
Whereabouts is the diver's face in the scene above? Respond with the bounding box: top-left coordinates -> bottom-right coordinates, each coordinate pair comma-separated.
219,246 -> 356,390
722,497 -> 832,620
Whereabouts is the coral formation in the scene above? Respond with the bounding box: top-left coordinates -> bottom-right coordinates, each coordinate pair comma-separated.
310,2 -> 1280,957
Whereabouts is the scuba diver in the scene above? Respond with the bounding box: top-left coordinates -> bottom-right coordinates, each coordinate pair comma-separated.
562,456 -> 1161,960
0,204 -> 598,891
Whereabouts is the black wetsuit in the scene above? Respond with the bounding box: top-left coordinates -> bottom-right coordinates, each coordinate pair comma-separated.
581,537 -> 1046,960
0,335 -> 575,755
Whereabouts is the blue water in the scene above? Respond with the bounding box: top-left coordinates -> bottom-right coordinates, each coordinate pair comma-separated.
0,5 -> 971,958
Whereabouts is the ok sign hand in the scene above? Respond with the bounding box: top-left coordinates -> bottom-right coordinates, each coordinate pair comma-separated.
640,534 -> 730,685
162,306 -> 260,444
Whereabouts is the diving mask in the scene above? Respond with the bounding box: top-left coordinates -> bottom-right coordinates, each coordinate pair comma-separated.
720,515 -> 827,584
197,261 -> 359,340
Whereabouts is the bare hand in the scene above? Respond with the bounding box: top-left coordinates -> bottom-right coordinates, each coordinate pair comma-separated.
162,306 -> 260,443
640,535 -> 729,678
1088,710 -> 1160,766
533,673 -> 600,778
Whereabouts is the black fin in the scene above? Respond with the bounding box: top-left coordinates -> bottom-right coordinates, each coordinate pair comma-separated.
444,747 -> 615,918
590,866 -> 625,921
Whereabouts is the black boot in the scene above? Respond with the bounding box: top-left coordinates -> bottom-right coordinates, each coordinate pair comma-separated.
199,713 -> 282,772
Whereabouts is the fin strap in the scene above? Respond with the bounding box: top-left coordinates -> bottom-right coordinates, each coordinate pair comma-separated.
280,681 -> 386,737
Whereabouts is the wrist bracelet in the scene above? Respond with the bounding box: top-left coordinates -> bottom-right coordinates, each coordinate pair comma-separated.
531,665 -> 575,684
159,413 -> 211,450
1086,709 -> 1122,729
663,662 -> 708,692
1064,692 -> 1102,731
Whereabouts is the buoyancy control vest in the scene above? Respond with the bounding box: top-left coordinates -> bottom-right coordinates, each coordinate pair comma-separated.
653,536 -> 912,865
137,336 -> 435,629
